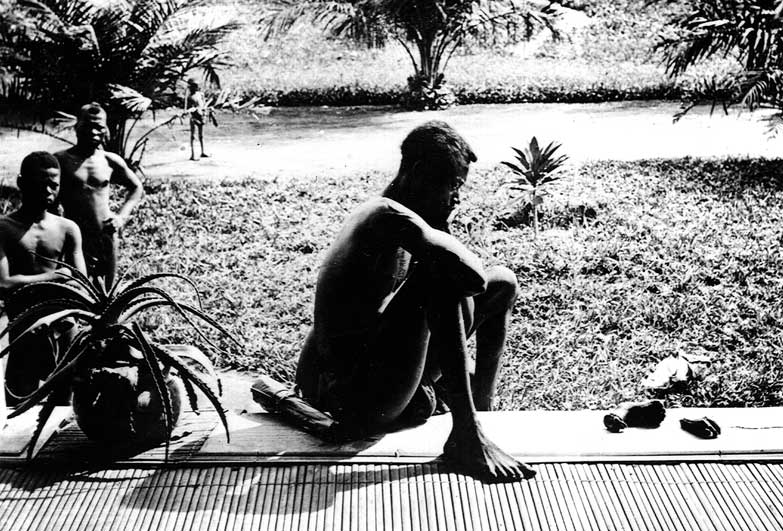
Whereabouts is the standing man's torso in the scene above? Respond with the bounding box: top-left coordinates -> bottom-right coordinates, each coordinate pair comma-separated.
55,148 -> 112,234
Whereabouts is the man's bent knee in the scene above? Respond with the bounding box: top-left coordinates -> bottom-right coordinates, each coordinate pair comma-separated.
486,266 -> 520,307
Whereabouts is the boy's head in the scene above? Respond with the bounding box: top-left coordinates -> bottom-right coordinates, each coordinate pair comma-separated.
18,151 -> 60,209
187,78 -> 199,92
75,102 -> 108,148
396,121 -> 477,229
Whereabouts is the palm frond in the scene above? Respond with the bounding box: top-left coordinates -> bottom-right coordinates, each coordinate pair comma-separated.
133,323 -> 173,460
7,336 -> 96,418
0,309 -> 97,359
7,281 -> 98,309
112,272 -> 203,309
104,285 -> 234,353
153,344 -> 230,442
106,83 -> 152,114
26,391 -> 59,460
1,298 -> 92,343
33,251 -> 104,302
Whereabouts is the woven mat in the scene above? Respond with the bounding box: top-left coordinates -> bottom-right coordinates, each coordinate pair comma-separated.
34,409 -> 220,467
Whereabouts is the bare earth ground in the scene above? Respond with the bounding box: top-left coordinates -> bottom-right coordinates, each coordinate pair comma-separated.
1,101 -> 781,184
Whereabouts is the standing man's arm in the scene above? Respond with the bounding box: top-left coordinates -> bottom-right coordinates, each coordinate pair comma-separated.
104,151 -> 144,234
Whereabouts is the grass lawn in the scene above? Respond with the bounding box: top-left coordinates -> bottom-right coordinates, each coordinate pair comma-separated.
59,157 -> 781,412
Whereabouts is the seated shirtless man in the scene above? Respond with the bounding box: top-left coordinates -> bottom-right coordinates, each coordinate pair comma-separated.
296,121 -> 535,482
55,103 -> 144,289
0,152 -> 86,405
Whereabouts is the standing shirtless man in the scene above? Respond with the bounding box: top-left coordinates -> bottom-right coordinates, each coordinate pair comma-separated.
55,103 -> 144,289
296,121 -> 535,482
0,152 -> 86,404
186,79 -> 209,161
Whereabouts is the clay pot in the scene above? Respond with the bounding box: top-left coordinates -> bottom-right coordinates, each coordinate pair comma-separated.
71,342 -> 184,445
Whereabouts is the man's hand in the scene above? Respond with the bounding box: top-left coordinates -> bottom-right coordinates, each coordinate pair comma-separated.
102,214 -> 126,235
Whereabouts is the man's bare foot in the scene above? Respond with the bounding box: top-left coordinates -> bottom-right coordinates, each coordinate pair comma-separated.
201,153 -> 210,158
190,155 -> 197,161
443,423 -> 536,483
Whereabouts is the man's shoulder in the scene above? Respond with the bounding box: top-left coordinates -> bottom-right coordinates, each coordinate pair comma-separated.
46,213 -> 80,233
102,150 -> 126,166
356,196 -> 412,217
53,147 -> 74,161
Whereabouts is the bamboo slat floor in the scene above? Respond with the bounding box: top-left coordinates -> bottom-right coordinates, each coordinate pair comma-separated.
2,462 -> 783,530
3,407 -> 783,530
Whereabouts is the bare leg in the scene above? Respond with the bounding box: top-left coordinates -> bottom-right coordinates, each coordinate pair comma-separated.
189,121 -> 197,160
199,125 -> 208,157
104,232 -> 118,291
469,267 -> 519,411
428,291 -> 535,482
427,266 -> 519,411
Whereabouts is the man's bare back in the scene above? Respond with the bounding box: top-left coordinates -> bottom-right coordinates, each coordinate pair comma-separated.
296,122 -> 535,483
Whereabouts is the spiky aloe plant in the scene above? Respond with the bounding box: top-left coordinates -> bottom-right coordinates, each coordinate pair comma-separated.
501,137 -> 569,237
0,260 -> 238,459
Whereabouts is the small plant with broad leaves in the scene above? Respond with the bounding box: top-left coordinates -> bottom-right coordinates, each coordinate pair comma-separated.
0,259 -> 239,460
501,137 -> 569,237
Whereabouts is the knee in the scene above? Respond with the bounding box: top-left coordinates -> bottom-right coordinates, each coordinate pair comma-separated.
486,266 -> 520,308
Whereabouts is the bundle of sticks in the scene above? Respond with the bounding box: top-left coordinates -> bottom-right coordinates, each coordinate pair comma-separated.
250,375 -> 346,442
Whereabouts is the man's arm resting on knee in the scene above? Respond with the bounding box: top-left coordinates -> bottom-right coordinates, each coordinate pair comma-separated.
374,198 -> 487,296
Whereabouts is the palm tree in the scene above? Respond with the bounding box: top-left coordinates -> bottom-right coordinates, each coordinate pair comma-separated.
658,0 -> 783,119
0,0 -> 239,163
259,0 -> 560,109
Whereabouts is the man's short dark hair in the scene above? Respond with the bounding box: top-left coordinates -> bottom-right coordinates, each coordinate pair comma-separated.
20,151 -> 59,181
78,102 -> 107,122
400,121 -> 477,179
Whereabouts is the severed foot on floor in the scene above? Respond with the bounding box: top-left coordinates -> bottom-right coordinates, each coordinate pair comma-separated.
680,417 -> 721,439
443,423 -> 536,483
604,400 -> 666,432
603,413 -> 627,433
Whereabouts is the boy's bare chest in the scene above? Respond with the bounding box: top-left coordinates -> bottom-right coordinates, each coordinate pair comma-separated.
63,154 -> 111,189
9,222 -> 65,266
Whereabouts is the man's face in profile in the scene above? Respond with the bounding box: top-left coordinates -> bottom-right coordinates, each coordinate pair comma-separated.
416,162 -> 469,230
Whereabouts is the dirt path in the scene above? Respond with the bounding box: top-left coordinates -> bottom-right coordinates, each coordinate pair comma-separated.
1,101 -> 781,182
